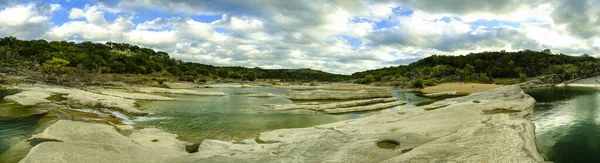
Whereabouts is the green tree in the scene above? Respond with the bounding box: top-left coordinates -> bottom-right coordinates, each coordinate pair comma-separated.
41,58 -> 75,84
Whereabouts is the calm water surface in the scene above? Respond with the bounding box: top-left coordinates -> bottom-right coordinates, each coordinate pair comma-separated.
0,89 -> 40,155
134,87 -> 431,143
527,87 -> 600,162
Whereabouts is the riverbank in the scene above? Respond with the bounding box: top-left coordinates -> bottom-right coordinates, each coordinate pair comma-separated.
419,83 -> 503,94
12,85 -> 543,162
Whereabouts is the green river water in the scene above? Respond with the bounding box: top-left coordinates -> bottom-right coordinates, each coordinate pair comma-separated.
527,87 -> 600,162
0,87 -> 432,158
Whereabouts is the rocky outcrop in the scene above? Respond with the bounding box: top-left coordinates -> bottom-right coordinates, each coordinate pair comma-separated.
88,88 -> 176,101
324,101 -> 407,114
4,85 -> 151,115
263,97 -> 401,111
288,90 -> 392,100
20,120 -> 190,163
20,86 -> 544,163
422,91 -> 457,97
65,91 -> 148,116
131,87 -> 226,96
3,89 -> 52,106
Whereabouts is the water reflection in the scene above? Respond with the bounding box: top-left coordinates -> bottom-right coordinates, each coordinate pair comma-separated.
527,87 -> 600,162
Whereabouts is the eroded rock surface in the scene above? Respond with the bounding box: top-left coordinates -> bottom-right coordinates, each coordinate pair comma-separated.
288,90 -> 392,100
3,89 -> 52,106
263,97 -> 402,112
131,87 -> 226,96
20,120 -> 190,163
20,86 -> 544,163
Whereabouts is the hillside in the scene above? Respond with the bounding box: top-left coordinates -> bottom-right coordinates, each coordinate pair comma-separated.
0,37 -> 347,83
351,50 -> 600,87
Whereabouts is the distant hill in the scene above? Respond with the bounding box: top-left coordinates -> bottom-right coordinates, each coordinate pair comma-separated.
0,37 -> 347,82
350,50 -> 599,86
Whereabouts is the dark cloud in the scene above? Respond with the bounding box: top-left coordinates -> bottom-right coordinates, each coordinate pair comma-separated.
551,0 -> 600,39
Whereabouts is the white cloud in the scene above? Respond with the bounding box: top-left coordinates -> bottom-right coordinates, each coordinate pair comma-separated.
2,0 -> 600,74
0,4 -> 48,26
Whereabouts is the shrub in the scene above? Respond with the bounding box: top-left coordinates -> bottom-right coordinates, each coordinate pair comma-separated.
412,78 -> 425,88
423,79 -> 436,86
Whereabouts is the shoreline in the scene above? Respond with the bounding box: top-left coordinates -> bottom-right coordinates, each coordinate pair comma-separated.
1,84 -> 545,162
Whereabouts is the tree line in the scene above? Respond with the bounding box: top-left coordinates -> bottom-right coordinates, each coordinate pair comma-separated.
350,49 -> 599,87
0,37 -> 346,82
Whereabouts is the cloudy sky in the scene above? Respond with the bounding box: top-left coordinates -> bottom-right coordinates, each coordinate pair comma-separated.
0,0 -> 598,74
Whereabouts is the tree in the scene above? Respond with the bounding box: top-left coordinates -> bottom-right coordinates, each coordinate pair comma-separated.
41,58 -> 75,84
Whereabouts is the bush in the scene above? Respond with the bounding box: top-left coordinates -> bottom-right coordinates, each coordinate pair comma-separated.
412,78 -> 425,88
519,73 -> 528,82
424,79 -> 436,86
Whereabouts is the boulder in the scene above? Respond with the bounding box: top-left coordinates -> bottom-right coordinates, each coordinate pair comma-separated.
288,90 -> 392,100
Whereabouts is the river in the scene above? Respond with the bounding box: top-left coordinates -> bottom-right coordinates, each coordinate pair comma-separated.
527,87 -> 600,162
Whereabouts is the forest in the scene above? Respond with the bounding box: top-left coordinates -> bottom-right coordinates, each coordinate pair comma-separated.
350,49 -> 599,87
1,36 -> 598,87
0,37 -> 346,82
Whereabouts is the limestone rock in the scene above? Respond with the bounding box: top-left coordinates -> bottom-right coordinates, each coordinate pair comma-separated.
3,89 -> 52,106
288,90 -> 392,100
66,91 -> 148,116
89,88 -> 176,101
20,86 -> 545,163
422,91 -> 457,97
132,87 -> 226,96
20,120 -> 189,163
184,86 -> 544,162
324,101 -> 407,114
263,97 -> 400,111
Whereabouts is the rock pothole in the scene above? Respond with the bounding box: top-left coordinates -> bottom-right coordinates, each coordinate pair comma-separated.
376,140 -> 400,149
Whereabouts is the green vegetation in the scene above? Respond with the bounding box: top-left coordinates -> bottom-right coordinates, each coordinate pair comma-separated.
2,36 -> 599,87
0,37 -> 346,83
351,49 -> 600,87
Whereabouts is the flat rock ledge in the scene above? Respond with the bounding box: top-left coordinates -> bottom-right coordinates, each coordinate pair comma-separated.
423,91 -> 457,97
263,97 -> 404,113
2,85 -> 177,116
131,87 -> 227,96
288,90 -> 393,100
20,85 -> 545,163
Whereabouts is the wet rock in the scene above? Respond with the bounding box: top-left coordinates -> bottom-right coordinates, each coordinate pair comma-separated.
132,87 -> 226,96
263,97 -> 401,111
288,90 -> 393,100
323,101 -> 407,114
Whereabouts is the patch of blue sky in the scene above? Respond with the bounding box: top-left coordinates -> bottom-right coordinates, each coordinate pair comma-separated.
470,20 -> 520,28
215,27 -> 233,34
190,14 -> 222,23
392,6 -> 413,16
340,35 -> 363,50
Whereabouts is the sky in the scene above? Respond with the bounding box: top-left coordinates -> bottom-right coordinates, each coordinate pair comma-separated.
0,0 -> 599,74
